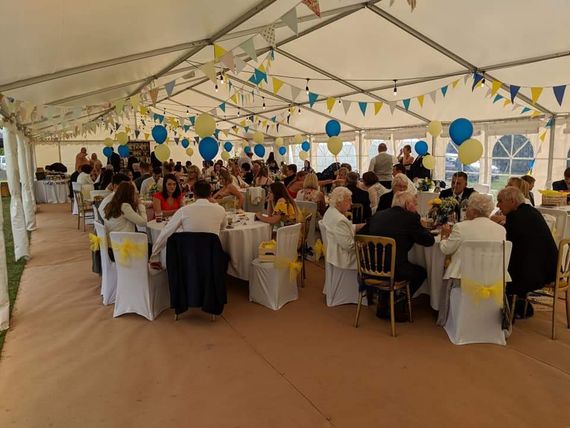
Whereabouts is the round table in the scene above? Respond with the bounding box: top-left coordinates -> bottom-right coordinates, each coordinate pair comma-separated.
408,236 -> 447,310
34,180 -> 69,204
146,212 -> 272,281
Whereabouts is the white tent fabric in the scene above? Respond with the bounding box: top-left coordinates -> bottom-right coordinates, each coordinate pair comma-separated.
16,132 -> 37,231
0,195 -> 9,331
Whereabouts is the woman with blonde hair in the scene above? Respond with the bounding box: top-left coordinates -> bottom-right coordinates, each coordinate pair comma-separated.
296,172 -> 326,216
185,165 -> 201,194
332,166 -> 349,188
213,169 -> 244,209
507,177 -> 531,204
230,162 -> 249,189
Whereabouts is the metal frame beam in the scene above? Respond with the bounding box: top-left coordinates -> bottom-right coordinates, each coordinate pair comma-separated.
366,3 -> 554,115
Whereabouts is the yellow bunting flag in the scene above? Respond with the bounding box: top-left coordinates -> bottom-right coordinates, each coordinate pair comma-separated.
272,77 -> 284,94
230,93 -> 238,104
531,110 -> 542,118
374,102 -> 383,115
491,80 -> 502,97
417,95 -> 424,107
531,87 -> 543,103
240,120 -> 246,127
139,106 -> 148,115
125,127 -> 131,133
144,133 -> 150,140
503,99 -> 511,107
326,97 -> 336,112
213,43 -> 227,60
539,131 -> 547,142
451,79 -> 460,89
258,64 -> 266,73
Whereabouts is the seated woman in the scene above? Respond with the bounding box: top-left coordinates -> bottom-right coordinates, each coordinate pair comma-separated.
213,169 -> 244,209
77,164 -> 94,199
254,166 -> 273,188
286,171 -> 308,198
361,171 -> 387,215
255,182 -> 302,226
230,162 -> 249,188
184,165 -> 201,194
507,177 -> 532,204
332,167 -> 348,188
96,168 -> 114,191
296,172 -> 326,217
152,173 -> 184,218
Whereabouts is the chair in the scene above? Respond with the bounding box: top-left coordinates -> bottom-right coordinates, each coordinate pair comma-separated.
246,187 -> 266,212
249,223 -> 302,310
473,184 -> 491,194
110,232 -> 170,320
73,182 -> 94,232
94,222 -> 117,305
218,195 -> 237,211
444,241 -> 512,345
298,213 -> 313,287
523,238 -> 570,339
296,200 -> 318,250
354,235 -> 411,337
319,220 -> 364,307
351,203 -> 364,224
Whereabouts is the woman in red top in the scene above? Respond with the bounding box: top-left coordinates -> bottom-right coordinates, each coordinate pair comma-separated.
152,173 -> 184,217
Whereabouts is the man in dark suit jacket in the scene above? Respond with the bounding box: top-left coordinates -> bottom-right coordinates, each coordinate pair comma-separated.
552,167 -> 570,191
497,187 -> 557,317
346,172 -> 371,222
361,191 -> 435,318
439,171 -> 476,202
377,173 -> 410,212
107,148 -> 121,172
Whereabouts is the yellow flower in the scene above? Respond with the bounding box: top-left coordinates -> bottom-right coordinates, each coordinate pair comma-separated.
428,198 -> 442,206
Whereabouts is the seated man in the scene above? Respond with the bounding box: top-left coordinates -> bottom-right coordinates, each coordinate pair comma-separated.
439,171 -> 476,202
377,173 -> 409,212
140,167 -> 163,197
552,167 -> 570,191
497,187 -> 558,318
360,191 -> 435,319
150,180 -> 227,266
283,164 -> 298,187
345,172 -> 371,223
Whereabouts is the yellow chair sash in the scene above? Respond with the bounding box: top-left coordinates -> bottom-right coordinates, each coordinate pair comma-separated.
260,240 -> 276,250
461,277 -> 503,306
313,239 -> 326,262
88,233 -> 103,252
111,239 -> 147,266
274,257 -> 302,282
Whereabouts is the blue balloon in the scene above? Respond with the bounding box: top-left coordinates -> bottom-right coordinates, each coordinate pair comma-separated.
103,147 -> 113,158
301,141 -> 310,152
254,144 -> 265,158
198,137 -> 219,161
223,141 -> 233,152
449,118 -> 473,145
118,144 -> 129,158
278,146 -> 287,156
244,146 -> 252,154
152,125 -> 167,144
414,140 -> 428,156
181,138 -> 189,149
325,120 -> 341,137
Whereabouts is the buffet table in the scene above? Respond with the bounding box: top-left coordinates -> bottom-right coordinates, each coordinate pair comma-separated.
34,180 -> 69,204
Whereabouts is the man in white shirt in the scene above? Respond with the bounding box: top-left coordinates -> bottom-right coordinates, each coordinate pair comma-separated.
368,143 -> 395,189
98,173 -> 131,220
140,167 -> 163,197
150,180 -> 227,264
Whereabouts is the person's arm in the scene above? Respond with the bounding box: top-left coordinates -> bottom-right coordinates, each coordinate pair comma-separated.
150,209 -> 184,261
152,196 -> 162,216
229,184 -> 244,209
410,215 -> 435,247
333,219 -> 356,252
121,203 -> 148,227
369,190 -> 379,215
439,224 -> 462,255
368,157 -> 375,172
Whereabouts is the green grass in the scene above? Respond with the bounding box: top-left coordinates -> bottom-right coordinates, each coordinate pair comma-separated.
0,197 -> 27,355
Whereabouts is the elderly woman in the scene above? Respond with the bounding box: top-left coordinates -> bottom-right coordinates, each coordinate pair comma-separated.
361,171 -> 387,215
296,172 -> 326,217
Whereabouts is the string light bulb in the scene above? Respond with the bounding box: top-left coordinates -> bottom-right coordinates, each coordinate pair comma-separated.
215,83 -> 219,92
393,80 -> 398,96
262,97 -> 266,110
481,72 -> 486,85
298,107 -> 302,115
220,73 -> 224,84
305,78 -> 310,95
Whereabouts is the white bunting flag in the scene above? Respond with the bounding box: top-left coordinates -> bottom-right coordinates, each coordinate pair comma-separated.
389,102 -> 397,115
221,51 -> 235,71
235,56 -> 247,74
429,91 -> 437,104
260,24 -> 276,47
239,38 -> 257,61
342,99 -> 352,115
281,8 -> 298,35
290,85 -> 301,101
199,61 -> 217,83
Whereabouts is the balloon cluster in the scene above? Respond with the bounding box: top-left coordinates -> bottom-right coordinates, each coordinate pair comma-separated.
449,118 -> 482,165
253,131 -> 265,158
325,120 -> 342,156
195,113 -> 219,161
152,124 -> 170,162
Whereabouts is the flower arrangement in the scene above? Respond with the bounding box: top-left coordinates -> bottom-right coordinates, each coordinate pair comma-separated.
428,197 -> 459,224
416,177 -> 434,192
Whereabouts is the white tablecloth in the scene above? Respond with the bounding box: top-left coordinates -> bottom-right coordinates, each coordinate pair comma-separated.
417,191 -> 438,217
536,206 -> 570,242
34,180 -> 69,204
408,237 -> 447,310
147,212 -> 272,281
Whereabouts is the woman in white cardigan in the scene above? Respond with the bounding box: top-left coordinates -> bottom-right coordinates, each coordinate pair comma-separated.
321,187 -> 365,270
103,182 -> 147,234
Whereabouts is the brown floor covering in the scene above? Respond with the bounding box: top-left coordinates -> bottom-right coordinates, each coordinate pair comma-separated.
1,204 -> 570,427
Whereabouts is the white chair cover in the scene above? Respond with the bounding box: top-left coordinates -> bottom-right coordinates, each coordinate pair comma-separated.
94,222 -> 117,305
444,240 -> 512,346
542,213 -> 557,240
249,223 -> 301,310
296,200 -> 317,249
90,189 -> 111,200
473,184 -> 491,194
318,220 -> 365,307
72,182 -> 81,215
109,232 -> 170,320
247,187 -> 265,212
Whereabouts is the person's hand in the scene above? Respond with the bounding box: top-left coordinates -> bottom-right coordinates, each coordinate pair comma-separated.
440,224 -> 452,239
355,223 -> 366,232
149,261 -> 162,270
490,214 -> 506,225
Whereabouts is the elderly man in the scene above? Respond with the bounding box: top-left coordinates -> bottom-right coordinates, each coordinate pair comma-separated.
496,187 -> 558,318
368,143 -> 395,189
439,171 -> 476,202
345,172 -> 371,222
75,147 -> 90,172
361,191 -> 435,319
377,173 -> 409,211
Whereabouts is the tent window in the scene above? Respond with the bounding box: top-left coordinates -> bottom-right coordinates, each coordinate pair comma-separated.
287,144 -> 304,169
315,141 -> 356,172
491,134 -> 534,191
445,142 -> 480,184
367,139 -> 391,162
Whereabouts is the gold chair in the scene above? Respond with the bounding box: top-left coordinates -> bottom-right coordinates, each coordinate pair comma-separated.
298,212 -> 313,288
73,189 -> 94,232
351,203 -> 364,224
354,235 -> 412,337
522,238 -> 570,339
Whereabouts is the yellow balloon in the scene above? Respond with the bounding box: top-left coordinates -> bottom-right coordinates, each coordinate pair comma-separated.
253,131 -> 264,144
427,120 -> 442,137
294,134 -> 303,145
195,113 -> 216,138
299,151 -> 309,161
275,137 -> 284,146
186,147 -> 194,157
221,151 -> 230,161
116,132 -> 128,145
458,138 -> 483,164
422,154 -> 436,170
104,137 -> 114,147
327,136 -> 342,156
155,144 -> 170,162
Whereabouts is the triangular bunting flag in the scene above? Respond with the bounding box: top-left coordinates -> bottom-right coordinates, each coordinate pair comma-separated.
144,133 -> 150,140
491,80 -> 502,97
463,74 -> 470,85
271,116 -> 277,123
213,43 -> 227,60
472,73 -> 484,91
130,94 -> 140,109
402,98 -> 411,110
308,92 -> 319,107
326,97 -> 336,112
249,73 -> 259,85
358,101 -> 368,116
342,99 -> 351,115
388,102 -> 396,115
429,91 -> 437,104
221,51 -> 235,70
509,85 -> 520,103
153,113 -> 164,123
374,102 -> 383,115
530,110 -> 542,118
244,126 -> 249,133
135,130 -> 141,139
546,118 -> 553,128
189,116 -> 196,126
553,85 -> 566,106
183,125 -> 190,132
530,87 -> 543,103
281,7 -> 298,35
174,137 -> 180,145
493,95 -> 503,103
302,0 -> 320,17
451,79 -> 460,89
539,131 -> 547,142
272,77 -> 284,94
199,61 -> 217,83
164,80 -> 176,97
230,93 -> 238,104
115,123 -> 121,131
417,95 -> 424,107
503,99 -> 512,107
239,38 -> 257,61
441,86 -> 448,97
254,68 -> 268,84
194,136 -> 200,145
290,86 -> 301,101
219,102 -> 226,112
114,99 -> 125,113
260,24 -> 276,47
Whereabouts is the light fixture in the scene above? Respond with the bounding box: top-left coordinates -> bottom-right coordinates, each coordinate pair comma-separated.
305,78 -> 310,94
298,107 -> 302,115
220,73 -> 224,84
481,72 -> 486,85
393,79 -> 398,96
262,97 -> 266,110
215,83 -> 219,92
